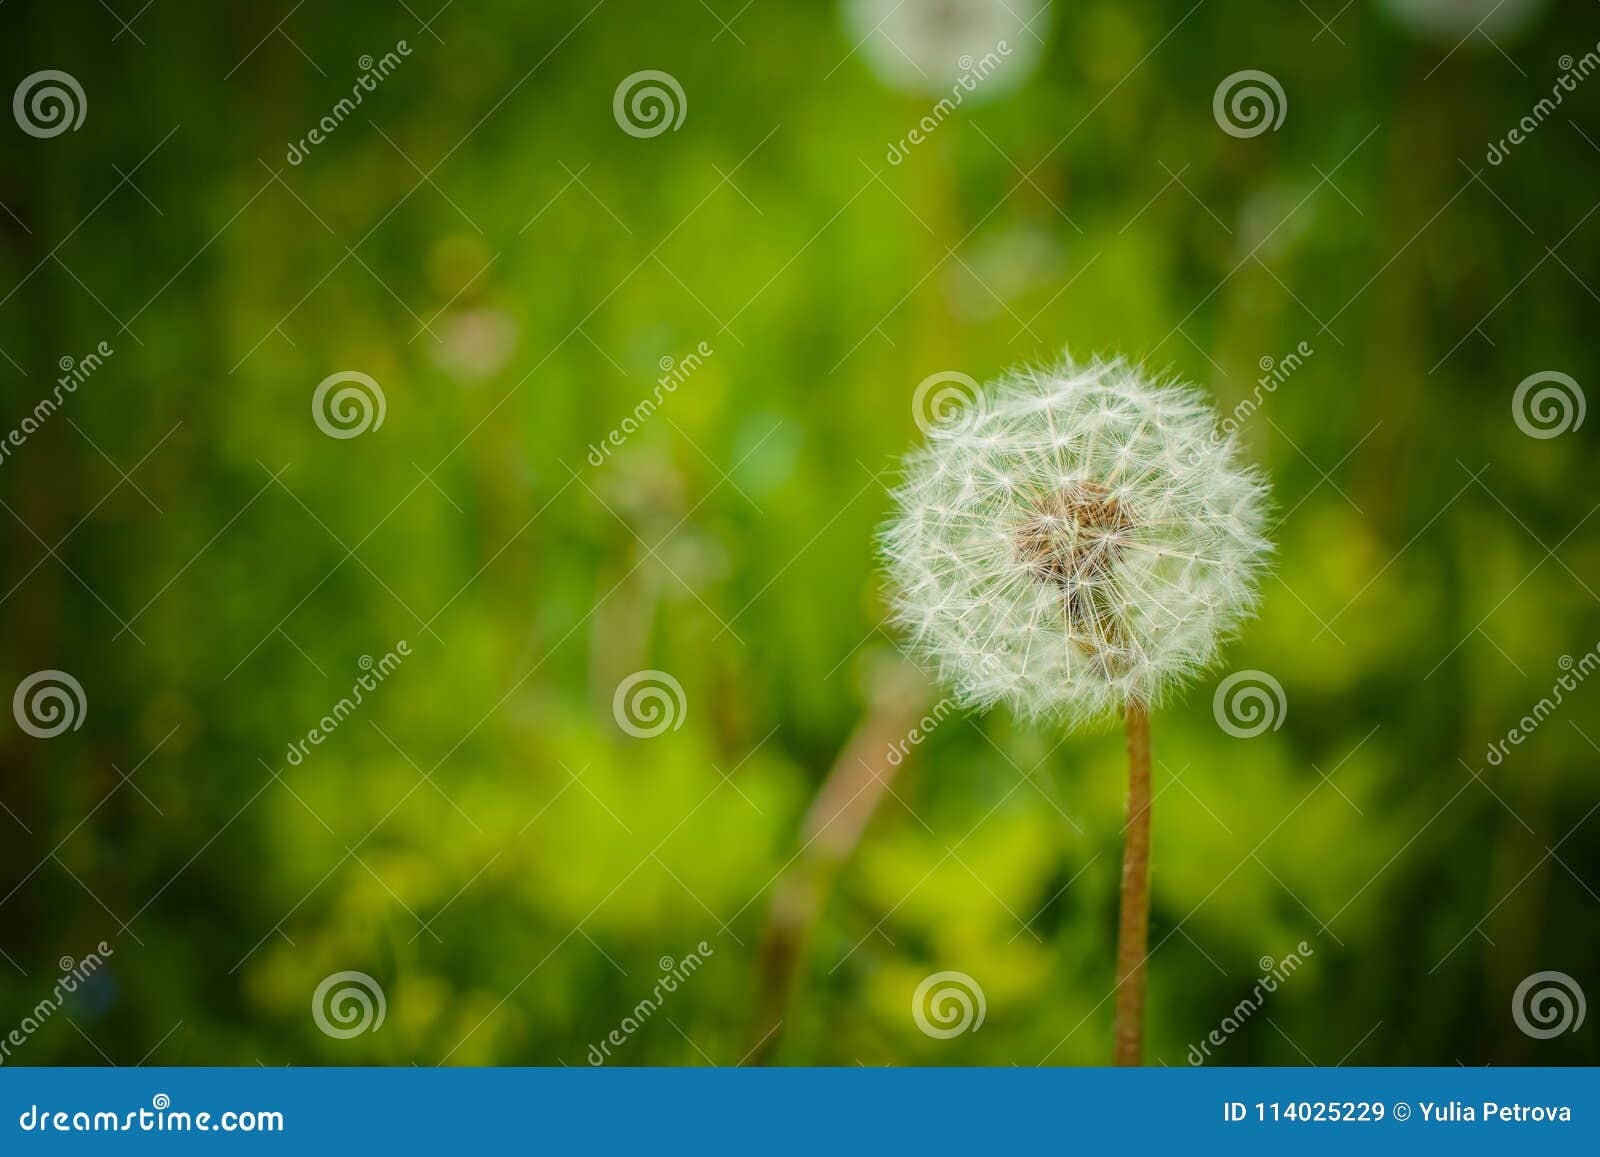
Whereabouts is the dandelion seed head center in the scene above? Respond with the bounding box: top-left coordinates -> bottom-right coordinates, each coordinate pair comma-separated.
1012,482 -> 1135,598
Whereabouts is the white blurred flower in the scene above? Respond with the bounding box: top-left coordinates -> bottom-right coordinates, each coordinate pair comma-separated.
844,0 -> 1048,101
942,222 -> 1063,321
430,308 -> 518,382
1376,0 -> 1547,43
881,355 -> 1271,726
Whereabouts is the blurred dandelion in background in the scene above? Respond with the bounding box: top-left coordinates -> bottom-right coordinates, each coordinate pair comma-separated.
1376,0 -> 1549,43
842,0 -> 1050,99
429,308 -> 519,383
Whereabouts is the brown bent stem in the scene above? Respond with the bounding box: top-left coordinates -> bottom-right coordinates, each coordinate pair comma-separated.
1113,697 -> 1152,1065
744,665 -> 927,1064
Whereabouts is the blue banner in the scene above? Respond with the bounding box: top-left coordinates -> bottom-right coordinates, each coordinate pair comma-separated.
1,1068 -> 1593,1153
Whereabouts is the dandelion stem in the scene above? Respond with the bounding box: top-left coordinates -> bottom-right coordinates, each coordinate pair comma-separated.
1113,697 -> 1151,1065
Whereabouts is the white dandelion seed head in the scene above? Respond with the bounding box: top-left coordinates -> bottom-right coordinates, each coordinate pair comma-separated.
1376,0 -> 1547,44
843,0 -> 1047,102
881,354 -> 1273,728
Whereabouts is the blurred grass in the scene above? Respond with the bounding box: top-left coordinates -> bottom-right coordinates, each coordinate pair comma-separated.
0,0 -> 1597,1065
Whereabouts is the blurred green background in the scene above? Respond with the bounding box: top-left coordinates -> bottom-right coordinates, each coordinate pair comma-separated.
1,0 -> 1597,1066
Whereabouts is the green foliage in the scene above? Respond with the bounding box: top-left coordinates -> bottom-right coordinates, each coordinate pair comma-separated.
0,0 -> 1595,1066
